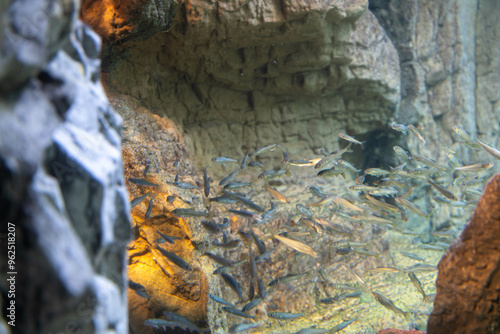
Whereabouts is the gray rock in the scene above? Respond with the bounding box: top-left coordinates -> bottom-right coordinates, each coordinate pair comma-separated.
0,0 -> 130,333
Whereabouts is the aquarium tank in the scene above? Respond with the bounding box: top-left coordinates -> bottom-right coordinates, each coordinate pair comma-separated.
0,0 -> 499,334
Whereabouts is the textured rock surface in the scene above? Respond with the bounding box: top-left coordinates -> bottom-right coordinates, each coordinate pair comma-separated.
428,173 -> 500,334
111,93 -> 223,332
80,0 -> 180,43
0,1 -> 129,333
101,0 -> 400,176
370,0 -> 500,163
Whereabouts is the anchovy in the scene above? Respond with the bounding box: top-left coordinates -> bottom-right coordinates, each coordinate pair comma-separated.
203,252 -> 234,267
203,167 -> 210,197
365,167 -> 391,176
208,294 -> 236,308
242,297 -> 263,312
273,234 -> 318,257
411,155 -> 447,170
221,273 -> 243,300
400,251 -> 425,262
408,124 -> 426,144
155,246 -> 192,271
408,272 -> 427,300
249,144 -> 279,157
130,193 -> 150,208
145,198 -> 154,219
240,152 -> 249,171
251,232 -> 267,255
171,208 -> 209,217
333,197 -> 364,212
454,162 -> 493,172
296,203 -> 313,218
173,182 -> 199,190
395,198 -> 428,217
229,321 -> 262,333
219,170 -> 240,186
156,229 -> 180,244
338,159 -> 361,173
393,146 -> 409,161
317,166 -> 345,178
308,186 -> 328,198
392,123 -> 408,135
129,178 -> 158,187
212,156 -> 238,167
329,318 -> 357,333
268,312 -> 303,320
258,169 -> 288,180
212,239 -> 240,249
371,291 -> 408,317
337,132 -> 364,146
476,139 -> 500,160
223,182 -> 252,190
222,189 -> 265,212
428,180 -> 457,201
265,184 -> 288,203
201,220 -> 226,233
247,161 -> 264,169
163,311 -> 203,333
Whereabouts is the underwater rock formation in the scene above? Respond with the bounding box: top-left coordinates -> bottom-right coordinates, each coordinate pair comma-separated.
428,173 -> 500,334
96,0 -> 400,172
0,1 -> 130,333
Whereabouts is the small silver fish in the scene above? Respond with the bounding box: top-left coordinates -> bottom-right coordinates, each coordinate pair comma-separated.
408,124 -> 426,144
337,132 -> 364,146
392,123 -> 408,135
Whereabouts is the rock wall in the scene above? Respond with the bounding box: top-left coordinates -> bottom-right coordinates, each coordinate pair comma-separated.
0,1 -> 130,333
97,0 -> 500,179
428,173 -> 500,333
102,0 -> 401,176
